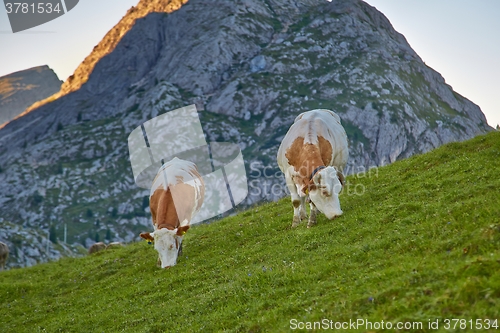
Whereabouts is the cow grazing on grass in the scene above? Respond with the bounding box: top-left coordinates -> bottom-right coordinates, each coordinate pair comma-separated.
277,109 -> 348,228
0,242 -> 9,270
140,158 -> 205,268
88,242 -> 106,254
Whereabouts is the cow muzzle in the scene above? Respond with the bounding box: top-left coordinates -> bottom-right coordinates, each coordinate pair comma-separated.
324,209 -> 343,220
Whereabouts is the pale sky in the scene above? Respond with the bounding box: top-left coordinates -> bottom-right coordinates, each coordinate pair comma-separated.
0,0 -> 498,127
364,0 -> 499,128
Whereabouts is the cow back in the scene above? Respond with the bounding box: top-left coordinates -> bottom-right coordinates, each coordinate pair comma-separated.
150,158 -> 205,229
278,109 -> 348,172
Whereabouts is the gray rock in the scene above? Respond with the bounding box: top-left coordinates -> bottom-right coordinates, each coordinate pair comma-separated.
250,55 -> 268,72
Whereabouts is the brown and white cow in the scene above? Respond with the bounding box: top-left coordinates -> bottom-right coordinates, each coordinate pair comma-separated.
140,157 -> 205,268
277,109 -> 348,228
0,242 -> 9,270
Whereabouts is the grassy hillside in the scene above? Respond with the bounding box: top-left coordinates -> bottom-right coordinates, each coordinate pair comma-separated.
1,131 -> 499,332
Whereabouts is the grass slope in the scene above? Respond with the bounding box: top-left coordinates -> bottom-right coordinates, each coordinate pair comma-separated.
1,131 -> 500,332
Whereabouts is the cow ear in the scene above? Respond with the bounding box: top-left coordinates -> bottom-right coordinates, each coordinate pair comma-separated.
140,232 -> 154,242
302,182 -> 317,194
176,225 -> 190,236
301,185 -> 308,195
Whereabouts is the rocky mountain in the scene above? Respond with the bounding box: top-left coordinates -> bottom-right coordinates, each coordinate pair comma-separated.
0,65 -> 62,126
0,0 -> 492,268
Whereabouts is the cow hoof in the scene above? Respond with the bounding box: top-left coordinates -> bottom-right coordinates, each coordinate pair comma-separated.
307,220 -> 317,228
292,216 -> 301,228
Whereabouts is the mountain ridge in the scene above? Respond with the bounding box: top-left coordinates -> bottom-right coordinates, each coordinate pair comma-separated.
22,0 -> 187,114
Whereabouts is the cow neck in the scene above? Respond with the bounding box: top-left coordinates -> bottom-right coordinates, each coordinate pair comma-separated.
310,165 -> 326,180
296,155 -> 324,188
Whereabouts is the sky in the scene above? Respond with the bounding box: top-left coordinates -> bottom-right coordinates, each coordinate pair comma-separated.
0,0 -> 498,127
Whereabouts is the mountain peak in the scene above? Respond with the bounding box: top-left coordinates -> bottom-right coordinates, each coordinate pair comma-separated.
24,0 -> 187,114
0,65 -> 61,126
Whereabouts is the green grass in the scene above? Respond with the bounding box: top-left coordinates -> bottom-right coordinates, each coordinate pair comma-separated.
1,131 -> 500,332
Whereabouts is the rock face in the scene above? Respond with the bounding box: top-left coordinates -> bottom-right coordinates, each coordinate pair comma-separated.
0,220 -> 84,268
0,65 -> 61,126
0,0 -> 492,267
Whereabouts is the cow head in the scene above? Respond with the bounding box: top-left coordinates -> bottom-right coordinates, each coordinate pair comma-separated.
140,225 -> 190,268
305,166 -> 344,219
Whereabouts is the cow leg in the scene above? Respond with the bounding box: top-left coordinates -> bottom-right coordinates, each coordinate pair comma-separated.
290,184 -> 308,228
285,168 -> 307,227
299,196 -> 307,221
178,242 -> 183,257
292,197 -> 304,228
307,202 -> 318,228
